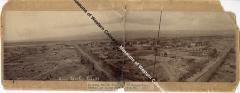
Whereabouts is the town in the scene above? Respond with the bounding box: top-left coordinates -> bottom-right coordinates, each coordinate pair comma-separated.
4,35 -> 236,82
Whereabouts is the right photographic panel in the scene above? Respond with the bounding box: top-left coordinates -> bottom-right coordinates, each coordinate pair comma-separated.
154,12 -> 237,82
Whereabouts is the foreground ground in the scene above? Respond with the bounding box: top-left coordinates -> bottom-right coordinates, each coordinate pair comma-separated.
4,36 -> 236,82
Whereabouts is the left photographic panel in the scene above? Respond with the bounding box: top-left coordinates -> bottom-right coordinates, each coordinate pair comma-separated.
3,11 -> 125,81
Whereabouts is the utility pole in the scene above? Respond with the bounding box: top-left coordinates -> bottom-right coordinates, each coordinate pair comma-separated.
153,10 -> 163,80
120,0 -> 127,88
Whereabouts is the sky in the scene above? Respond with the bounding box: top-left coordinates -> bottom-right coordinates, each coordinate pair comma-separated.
4,11 -> 237,42
1,0 -> 240,43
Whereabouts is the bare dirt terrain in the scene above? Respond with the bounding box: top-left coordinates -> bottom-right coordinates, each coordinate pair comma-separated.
4,43 -> 106,81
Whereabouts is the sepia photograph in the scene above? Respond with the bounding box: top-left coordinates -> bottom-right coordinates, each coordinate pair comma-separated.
3,11 -> 237,82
